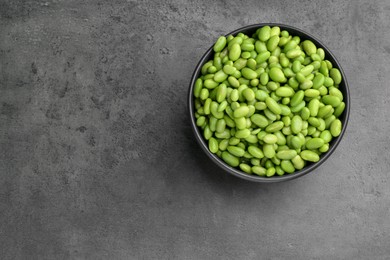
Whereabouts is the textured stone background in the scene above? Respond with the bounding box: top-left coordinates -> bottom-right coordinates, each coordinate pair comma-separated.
1,0 -> 390,259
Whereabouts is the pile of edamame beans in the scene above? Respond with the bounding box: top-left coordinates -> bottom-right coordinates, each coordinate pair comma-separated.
193,26 -> 345,177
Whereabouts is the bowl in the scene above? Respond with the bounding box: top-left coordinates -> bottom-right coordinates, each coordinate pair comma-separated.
188,23 -> 350,183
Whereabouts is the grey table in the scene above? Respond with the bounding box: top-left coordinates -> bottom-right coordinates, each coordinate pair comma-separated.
1,0 -> 390,259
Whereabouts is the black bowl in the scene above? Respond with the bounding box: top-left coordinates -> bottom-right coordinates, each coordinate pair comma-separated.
188,23 -> 350,183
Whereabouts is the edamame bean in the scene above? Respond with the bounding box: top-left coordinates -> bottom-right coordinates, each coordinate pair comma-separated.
305,89 -> 320,98
251,114 -> 269,128
216,119 -> 226,133
334,102 -> 345,117
286,49 -> 302,59
276,86 -> 294,97
291,136 -> 302,149
300,150 -> 320,162
234,106 -> 249,118
308,99 -> 320,116
320,130 -> 332,143
255,51 -> 271,64
330,119 -> 342,137
263,144 -> 275,158
235,129 -> 251,139
204,79 -> 219,89
318,105 -> 333,118
291,155 -> 305,170
300,65 -> 314,76
329,87 -> 343,101
330,68 -> 342,84
258,25 -> 271,42
267,35 -> 280,51
302,40 -> 317,55
265,97 -> 282,115
266,121 -> 284,132
290,100 -> 306,113
229,43 -> 241,61
281,160 -> 295,173
194,78 -> 203,98
235,117 -> 247,130
291,115 -> 303,134
216,84 -> 227,103
266,167 -> 276,177
209,138 -> 219,153
239,163 -> 252,174
263,134 -> 278,144
213,36 -> 227,52
322,95 -> 341,107
252,166 -> 266,176
248,146 -> 264,159
290,90 -> 304,107
214,70 -> 228,83
277,149 -> 297,160
227,146 -> 245,157
269,67 -> 287,83
305,138 -> 324,150
319,144 -> 329,153
222,151 -> 239,167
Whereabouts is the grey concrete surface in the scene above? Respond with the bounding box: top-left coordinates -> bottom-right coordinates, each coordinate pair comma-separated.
1,0 -> 390,259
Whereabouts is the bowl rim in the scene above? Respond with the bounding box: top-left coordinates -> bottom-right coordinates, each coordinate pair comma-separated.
188,23 -> 350,183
